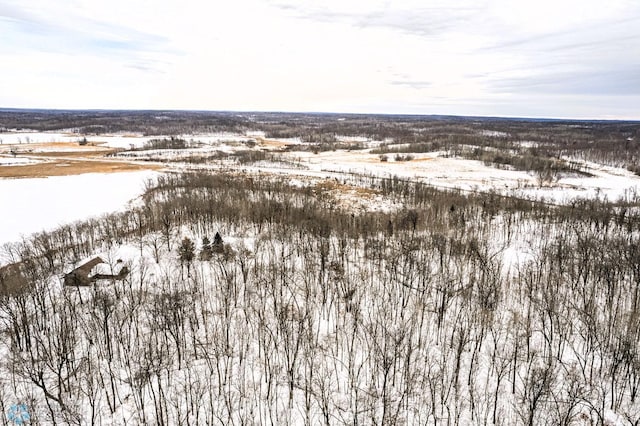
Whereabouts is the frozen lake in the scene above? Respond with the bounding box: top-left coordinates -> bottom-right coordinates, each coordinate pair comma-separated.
0,171 -> 158,246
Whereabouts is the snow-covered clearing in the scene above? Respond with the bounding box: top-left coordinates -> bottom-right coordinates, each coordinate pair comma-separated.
285,150 -> 640,204
0,131 -> 156,148
0,132 -> 76,145
513,158 -> 640,203
479,129 -> 509,137
0,131 -> 256,149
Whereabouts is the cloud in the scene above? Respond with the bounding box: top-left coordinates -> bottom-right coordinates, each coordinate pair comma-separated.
390,80 -> 432,89
0,0 -> 176,69
0,2 -> 32,23
1,0 -> 639,118
270,1 -> 480,38
489,67 -> 640,96
474,9 -> 640,99
125,60 -> 170,74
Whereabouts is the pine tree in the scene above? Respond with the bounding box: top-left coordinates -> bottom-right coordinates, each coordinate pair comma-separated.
199,236 -> 212,261
178,237 -> 195,277
212,232 -> 224,253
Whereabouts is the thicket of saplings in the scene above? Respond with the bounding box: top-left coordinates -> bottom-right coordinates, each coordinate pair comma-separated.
110,136 -> 274,166
1,172 -> 640,425
115,149 -> 276,166
135,137 -> 257,152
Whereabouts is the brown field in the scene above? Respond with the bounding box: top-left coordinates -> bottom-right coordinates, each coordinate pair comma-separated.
256,137 -> 291,149
0,141 -> 112,153
27,149 -> 119,158
0,143 -> 161,178
0,159 -> 162,178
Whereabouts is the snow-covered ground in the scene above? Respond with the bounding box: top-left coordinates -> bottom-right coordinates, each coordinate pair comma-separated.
110,142 -> 640,206
513,158 -> 640,203
285,150 -> 640,204
0,131 -> 255,149
0,171 -> 158,246
0,156 -> 40,166
0,132 -> 75,145
480,129 -> 510,137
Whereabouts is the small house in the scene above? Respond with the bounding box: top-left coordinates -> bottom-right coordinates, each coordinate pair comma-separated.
64,257 -> 105,286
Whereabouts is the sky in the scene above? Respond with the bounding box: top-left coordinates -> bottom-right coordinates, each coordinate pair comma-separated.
0,0 -> 639,119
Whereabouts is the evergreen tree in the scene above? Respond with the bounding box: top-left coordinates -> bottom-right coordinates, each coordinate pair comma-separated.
212,232 -> 224,253
199,236 -> 212,261
178,237 -> 195,277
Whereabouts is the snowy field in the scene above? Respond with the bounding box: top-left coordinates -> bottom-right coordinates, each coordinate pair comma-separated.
0,131 -> 255,149
0,131 -> 154,148
286,150 -> 640,204
0,171 -> 157,246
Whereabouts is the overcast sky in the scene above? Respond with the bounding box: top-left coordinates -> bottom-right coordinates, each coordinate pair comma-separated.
1,0 -> 638,119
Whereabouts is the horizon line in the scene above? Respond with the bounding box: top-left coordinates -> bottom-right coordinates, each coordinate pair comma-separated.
1,107 -> 639,124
